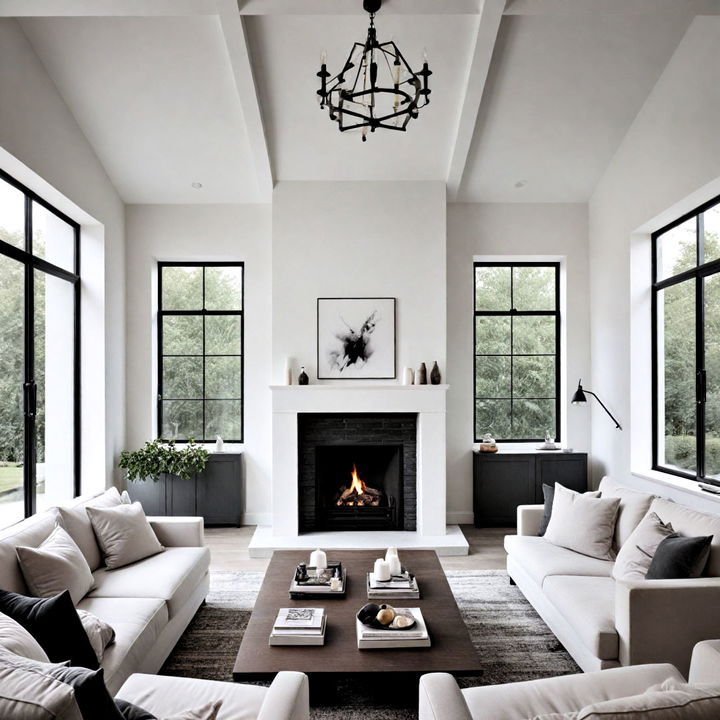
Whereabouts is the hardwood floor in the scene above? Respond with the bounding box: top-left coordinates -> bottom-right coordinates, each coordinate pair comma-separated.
204,525 -> 511,573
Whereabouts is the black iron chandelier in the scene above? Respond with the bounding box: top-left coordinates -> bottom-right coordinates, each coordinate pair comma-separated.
316,0 -> 431,141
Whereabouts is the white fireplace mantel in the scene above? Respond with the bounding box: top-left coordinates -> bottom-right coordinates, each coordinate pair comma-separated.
269,384 -> 449,539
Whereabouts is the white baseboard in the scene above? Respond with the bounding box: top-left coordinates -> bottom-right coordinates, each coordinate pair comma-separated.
240,512 -> 271,526
446,511 -> 474,525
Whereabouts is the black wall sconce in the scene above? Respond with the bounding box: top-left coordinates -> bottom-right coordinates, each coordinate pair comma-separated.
571,379 -> 622,430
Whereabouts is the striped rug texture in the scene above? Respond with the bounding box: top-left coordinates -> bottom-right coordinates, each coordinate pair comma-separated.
161,570 -> 580,719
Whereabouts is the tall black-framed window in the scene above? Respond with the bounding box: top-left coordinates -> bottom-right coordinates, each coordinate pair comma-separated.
474,262 -> 560,442
652,194 -> 720,483
158,262 -> 244,443
0,169 -> 81,525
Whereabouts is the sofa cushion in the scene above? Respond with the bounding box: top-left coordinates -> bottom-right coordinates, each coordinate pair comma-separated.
0,610 -> 49,662
612,511 -> 675,582
16,525 -> 95,605
650,498 -> 720,576
54,488 -> 125,572
116,674 -> 266,720
0,650 -> 82,720
504,535 -> 615,586
598,477 -> 656,550
87,503 -> 164,570
0,511 -> 58,594
76,597 -> 167,693
544,484 -> 620,561
88,547 -> 209,619
543,576 -> 618,661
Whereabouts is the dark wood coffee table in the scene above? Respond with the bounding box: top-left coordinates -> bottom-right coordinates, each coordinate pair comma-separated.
233,550 -> 481,694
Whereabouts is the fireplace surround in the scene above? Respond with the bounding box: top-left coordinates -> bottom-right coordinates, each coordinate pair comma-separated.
298,413 -> 417,532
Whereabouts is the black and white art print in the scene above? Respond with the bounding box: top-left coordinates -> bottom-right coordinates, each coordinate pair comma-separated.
317,297 -> 396,379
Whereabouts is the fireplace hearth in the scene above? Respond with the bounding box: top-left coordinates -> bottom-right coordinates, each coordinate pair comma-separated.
298,413 -> 417,533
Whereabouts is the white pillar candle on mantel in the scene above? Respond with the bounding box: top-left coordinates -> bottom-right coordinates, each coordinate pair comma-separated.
402,367 -> 414,385
310,548 -> 327,570
374,558 -> 391,581
285,357 -> 293,386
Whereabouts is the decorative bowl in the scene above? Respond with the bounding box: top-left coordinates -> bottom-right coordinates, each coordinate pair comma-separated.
356,604 -> 417,631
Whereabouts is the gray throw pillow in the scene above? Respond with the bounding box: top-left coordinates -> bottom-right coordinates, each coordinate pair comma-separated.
16,526 -> 95,605
86,503 -> 164,570
0,610 -> 49,662
646,535 -> 713,579
612,511 -> 675,582
544,484 -> 621,560
76,609 -> 115,663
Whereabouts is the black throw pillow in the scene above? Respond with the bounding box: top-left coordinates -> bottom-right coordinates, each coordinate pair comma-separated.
0,589 -> 98,669
539,483 -> 555,536
46,665 -> 124,720
646,534 -> 713,579
116,699 -> 158,720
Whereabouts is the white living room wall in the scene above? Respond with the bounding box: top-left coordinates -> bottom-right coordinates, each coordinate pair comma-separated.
124,204 -> 272,524
0,19 -> 125,493
272,181 -> 447,385
446,203 -> 591,521
589,16 -> 720,510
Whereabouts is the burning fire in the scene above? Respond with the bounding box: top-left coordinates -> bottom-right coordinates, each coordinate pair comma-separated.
335,464 -> 382,507
349,464 -> 365,495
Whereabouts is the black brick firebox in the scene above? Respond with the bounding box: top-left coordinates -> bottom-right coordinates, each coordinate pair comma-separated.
298,413 -> 417,532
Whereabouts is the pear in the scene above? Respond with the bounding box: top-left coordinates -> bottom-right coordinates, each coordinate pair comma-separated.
376,605 -> 396,626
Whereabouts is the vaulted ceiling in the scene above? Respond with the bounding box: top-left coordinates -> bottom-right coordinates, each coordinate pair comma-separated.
5,0 -> 717,204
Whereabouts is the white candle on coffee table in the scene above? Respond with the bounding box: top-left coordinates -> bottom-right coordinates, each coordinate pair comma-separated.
388,555 -> 402,576
310,548 -> 327,570
374,558 -> 391,581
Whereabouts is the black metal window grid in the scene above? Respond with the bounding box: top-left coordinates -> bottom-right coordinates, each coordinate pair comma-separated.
0,168 -> 81,518
157,262 -> 244,443
473,261 -> 561,443
652,193 -> 720,484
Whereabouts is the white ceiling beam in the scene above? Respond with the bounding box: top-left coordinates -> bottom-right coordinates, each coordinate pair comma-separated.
217,0 -> 274,201
446,0 -> 504,202
0,0 -> 219,16
237,0 -> 483,14
504,0 -> 720,14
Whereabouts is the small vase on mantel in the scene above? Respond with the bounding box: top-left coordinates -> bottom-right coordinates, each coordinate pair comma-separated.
430,361 -> 441,385
402,367 -> 414,385
415,362 -> 427,385
298,367 -> 309,386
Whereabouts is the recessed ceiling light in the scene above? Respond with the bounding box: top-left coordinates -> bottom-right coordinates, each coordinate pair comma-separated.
514,180 -> 526,188
191,182 -> 203,189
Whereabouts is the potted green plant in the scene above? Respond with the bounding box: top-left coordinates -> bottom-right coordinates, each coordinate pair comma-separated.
119,440 -> 209,515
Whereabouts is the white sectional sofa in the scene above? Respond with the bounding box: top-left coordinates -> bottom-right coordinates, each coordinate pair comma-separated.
504,477 -> 720,677
419,639 -> 720,720
0,487 -> 210,694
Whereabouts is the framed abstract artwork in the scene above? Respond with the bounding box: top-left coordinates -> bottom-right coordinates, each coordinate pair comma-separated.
317,297 -> 396,379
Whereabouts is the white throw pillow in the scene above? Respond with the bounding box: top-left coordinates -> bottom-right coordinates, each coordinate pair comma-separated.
86,502 -> 164,570
612,511 -> 676,581
16,526 -> 95,605
76,609 -> 115,663
0,650 -> 82,720
163,701 -> 223,720
544,484 -> 621,560
598,476 -> 656,550
0,611 -> 49,662
54,487 -> 124,571
577,677 -> 720,719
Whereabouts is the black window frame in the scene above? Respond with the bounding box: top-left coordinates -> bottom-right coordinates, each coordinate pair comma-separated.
0,168 -> 81,518
157,261 -> 244,444
473,261 -> 561,443
651,193 -> 720,483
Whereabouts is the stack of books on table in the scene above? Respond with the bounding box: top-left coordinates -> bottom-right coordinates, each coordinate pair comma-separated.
366,571 -> 420,599
356,608 -> 430,649
269,608 -> 327,646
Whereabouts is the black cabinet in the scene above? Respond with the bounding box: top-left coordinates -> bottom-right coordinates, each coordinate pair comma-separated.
129,453 -> 243,526
473,451 -> 587,527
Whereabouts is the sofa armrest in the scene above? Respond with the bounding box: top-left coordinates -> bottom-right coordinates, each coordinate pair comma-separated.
257,671 -> 309,720
615,577 -> 720,678
517,505 -> 544,536
689,640 -> 720,684
147,517 -> 204,547
419,673 -> 473,720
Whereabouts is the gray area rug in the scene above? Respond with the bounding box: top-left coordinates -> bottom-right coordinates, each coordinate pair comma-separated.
161,570 -> 580,719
